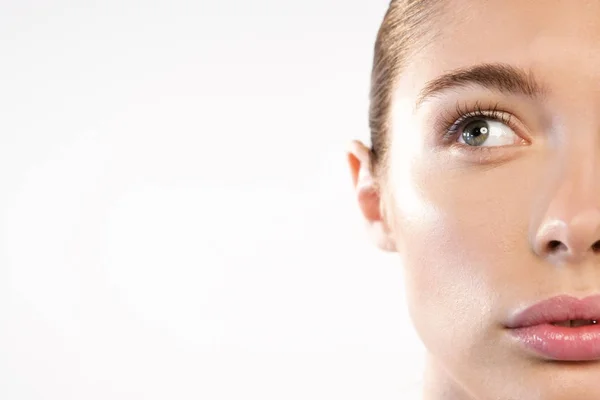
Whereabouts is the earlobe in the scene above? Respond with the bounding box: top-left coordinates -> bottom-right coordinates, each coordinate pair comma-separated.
347,140 -> 397,253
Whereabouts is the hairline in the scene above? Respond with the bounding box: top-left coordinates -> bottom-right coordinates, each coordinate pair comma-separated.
369,0 -> 446,183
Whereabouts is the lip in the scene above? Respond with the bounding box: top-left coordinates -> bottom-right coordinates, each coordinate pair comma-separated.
507,295 -> 600,361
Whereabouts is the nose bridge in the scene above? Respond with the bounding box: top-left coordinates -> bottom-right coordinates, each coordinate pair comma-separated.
557,144 -> 598,220
531,143 -> 600,263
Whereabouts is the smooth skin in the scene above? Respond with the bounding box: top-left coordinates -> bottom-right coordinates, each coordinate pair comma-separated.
349,1 -> 600,399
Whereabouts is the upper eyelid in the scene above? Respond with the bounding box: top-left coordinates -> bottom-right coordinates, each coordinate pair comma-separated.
434,99 -> 527,136
448,110 -> 513,133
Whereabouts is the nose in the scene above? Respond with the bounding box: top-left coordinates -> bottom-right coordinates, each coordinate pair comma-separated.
533,211 -> 600,263
531,155 -> 600,264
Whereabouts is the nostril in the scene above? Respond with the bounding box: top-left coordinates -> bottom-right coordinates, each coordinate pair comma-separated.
547,240 -> 566,253
592,241 -> 600,252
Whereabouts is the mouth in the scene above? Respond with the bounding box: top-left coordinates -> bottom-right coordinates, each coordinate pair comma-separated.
507,295 -> 600,329
550,319 -> 599,328
507,295 -> 600,361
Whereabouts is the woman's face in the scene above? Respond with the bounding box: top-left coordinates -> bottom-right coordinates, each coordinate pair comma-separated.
351,1 -> 600,398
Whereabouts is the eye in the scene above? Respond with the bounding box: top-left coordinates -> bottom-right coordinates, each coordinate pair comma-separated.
458,118 -> 519,147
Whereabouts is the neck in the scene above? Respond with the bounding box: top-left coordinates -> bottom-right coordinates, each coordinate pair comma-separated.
421,354 -> 476,400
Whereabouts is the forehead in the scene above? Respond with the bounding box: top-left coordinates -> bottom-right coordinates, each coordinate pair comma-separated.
400,0 -> 600,96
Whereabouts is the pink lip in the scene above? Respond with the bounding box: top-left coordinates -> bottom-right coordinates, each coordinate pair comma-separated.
507,295 -> 600,361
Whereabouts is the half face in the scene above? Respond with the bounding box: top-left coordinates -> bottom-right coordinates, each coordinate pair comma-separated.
370,1 -> 600,399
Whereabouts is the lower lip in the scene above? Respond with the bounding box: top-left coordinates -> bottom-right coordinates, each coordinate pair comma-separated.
510,324 -> 600,361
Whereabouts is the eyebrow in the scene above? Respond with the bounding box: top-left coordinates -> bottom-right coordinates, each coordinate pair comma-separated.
415,63 -> 547,108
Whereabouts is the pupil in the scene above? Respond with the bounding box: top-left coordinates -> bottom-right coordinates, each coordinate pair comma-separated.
462,120 -> 490,146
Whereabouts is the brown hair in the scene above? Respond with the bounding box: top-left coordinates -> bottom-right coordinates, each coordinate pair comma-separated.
369,0 -> 441,179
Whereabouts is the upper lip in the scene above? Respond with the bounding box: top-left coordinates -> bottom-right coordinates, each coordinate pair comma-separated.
506,295 -> 600,328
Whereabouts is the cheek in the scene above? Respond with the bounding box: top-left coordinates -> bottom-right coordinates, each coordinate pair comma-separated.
388,154 -> 537,358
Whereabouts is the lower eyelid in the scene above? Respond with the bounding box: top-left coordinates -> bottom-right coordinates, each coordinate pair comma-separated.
447,131 -> 530,165
444,123 -> 530,167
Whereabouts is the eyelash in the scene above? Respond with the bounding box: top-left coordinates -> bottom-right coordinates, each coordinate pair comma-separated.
437,101 -> 518,153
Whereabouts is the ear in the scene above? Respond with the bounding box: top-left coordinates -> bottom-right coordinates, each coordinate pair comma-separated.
347,140 -> 396,252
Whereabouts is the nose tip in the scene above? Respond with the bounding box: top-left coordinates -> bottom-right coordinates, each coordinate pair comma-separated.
533,210 -> 600,263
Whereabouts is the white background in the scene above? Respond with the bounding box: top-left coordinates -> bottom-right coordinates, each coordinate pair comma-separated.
0,1 -> 425,399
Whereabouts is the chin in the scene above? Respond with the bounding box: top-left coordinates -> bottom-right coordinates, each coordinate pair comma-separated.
517,362 -> 600,400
